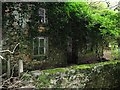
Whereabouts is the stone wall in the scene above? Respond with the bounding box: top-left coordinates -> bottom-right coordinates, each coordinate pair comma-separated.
22,60 -> 120,89
23,37 -> 67,70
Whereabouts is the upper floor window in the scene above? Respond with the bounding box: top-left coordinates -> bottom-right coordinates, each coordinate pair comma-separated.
38,8 -> 46,23
33,37 -> 48,56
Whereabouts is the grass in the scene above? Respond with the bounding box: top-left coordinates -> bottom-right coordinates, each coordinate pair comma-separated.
42,68 -> 67,74
36,60 -> 120,74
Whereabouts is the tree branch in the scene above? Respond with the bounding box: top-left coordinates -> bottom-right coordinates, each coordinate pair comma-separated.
0,55 -> 5,60
0,43 -> 20,54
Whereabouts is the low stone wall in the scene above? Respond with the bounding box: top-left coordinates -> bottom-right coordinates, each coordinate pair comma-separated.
22,60 -> 120,89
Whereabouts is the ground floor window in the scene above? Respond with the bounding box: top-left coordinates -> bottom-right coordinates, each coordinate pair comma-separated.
33,37 -> 48,56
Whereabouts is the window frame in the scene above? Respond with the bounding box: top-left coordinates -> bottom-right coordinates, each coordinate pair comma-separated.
33,37 -> 48,56
38,8 -> 46,23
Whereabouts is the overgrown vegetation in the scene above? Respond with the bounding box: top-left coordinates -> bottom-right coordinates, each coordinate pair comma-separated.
1,1 -> 120,89
21,60 -> 120,88
2,1 -> 120,68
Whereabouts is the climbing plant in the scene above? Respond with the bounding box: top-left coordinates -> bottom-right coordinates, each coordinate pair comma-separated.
2,2 -> 120,66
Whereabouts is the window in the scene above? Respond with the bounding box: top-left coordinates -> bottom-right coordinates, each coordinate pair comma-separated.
33,37 -> 48,56
38,8 -> 46,23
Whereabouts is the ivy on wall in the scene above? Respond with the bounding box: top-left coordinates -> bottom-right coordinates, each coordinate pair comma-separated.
2,2 -> 120,69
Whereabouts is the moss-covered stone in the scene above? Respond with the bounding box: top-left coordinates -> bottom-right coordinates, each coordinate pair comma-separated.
22,60 -> 120,89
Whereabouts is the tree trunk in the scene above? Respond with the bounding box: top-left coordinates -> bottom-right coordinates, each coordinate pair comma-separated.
118,43 -> 120,60
0,1 -> 2,86
0,42 -> 2,86
67,20 -> 78,65
117,38 -> 120,60
72,38 -> 78,64
67,37 -> 73,64
7,58 -> 11,78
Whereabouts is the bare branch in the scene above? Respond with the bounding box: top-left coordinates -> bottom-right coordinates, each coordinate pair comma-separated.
0,43 -> 20,54
0,55 -> 5,60
12,43 -> 20,54
0,73 -> 6,78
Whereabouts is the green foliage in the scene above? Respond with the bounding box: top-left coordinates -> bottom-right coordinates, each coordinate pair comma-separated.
92,10 -> 119,37
47,2 -> 120,52
46,2 -> 93,53
42,68 -> 66,74
89,2 -> 120,45
33,60 -> 120,75
36,74 -> 50,88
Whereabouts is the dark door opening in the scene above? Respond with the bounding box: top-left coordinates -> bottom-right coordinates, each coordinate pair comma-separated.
67,37 -> 78,65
